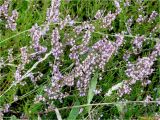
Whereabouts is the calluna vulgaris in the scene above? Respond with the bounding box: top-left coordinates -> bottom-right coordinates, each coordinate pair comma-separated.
0,0 -> 159,118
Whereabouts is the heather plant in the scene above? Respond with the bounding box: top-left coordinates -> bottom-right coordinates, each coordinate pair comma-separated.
0,0 -> 160,119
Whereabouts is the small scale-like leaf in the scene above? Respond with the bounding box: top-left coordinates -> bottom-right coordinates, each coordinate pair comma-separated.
67,100 -> 80,120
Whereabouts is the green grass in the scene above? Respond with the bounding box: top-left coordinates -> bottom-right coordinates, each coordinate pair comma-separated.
0,0 -> 160,119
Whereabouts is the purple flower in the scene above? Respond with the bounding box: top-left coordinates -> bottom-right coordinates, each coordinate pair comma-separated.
132,35 -> 145,54
114,33 -> 124,52
114,0 -> 121,15
46,0 -> 61,23
60,15 -> 74,29
51,28 -> 63,59
74,22 -> 95,34
3,104 -> 10,113
63,73 -> 74,86
0,0 -> 9,18
8,48 -> 13,63
20,47 -> 29,64
148,11 -> 158,22
6,10 -> 18,30
0,1 -> 19,30
102,11 -> 116,29
79,30 -> 91,55
144,95 -> 153,103
94,10 -> 104,19
51,65 -> 63,83
155,41 -> 160,55
123,51 -> 131,62
92,38 -> 115,71
15,65 -> 23,81
30,24 -> 47,54
136,15 -> 145,23
118,82 -> 131,97
125,57 -> 154,81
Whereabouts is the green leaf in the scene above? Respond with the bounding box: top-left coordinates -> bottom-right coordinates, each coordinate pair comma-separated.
67,100 -> 80,120
87,72 -> 98,112
10,115 -> 19,120
87,72 -> 98,104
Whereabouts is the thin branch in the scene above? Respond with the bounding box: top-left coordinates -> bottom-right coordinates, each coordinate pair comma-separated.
57,101 -> 160,110
37,101 -> 160,114
94,31 -> 160,41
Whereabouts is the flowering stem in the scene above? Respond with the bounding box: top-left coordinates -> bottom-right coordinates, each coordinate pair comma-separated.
0,51 -> 52,98
20,51 -> 52,80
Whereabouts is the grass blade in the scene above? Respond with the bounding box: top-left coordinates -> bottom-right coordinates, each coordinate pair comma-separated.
87,72 -> 99,114
67,100 -> 80,120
